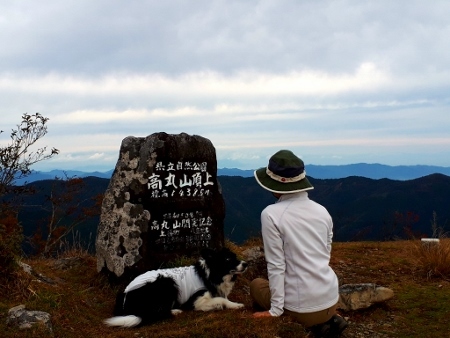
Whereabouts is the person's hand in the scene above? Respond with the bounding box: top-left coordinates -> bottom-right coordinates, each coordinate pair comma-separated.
252,311 -> 272,318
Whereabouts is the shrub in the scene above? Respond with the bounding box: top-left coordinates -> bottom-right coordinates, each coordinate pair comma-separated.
0,113 -> 59,192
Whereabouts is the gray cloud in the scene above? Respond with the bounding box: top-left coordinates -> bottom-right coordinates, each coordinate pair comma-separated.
2,1 -> 449,75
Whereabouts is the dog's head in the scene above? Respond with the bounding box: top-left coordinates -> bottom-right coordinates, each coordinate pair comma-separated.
200,247 -> 248,278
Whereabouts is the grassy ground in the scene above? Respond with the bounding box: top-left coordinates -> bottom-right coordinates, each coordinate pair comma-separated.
1,239 -> 449,337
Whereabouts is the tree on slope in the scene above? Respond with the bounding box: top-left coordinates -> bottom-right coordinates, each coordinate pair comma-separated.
0,113 -> 59,279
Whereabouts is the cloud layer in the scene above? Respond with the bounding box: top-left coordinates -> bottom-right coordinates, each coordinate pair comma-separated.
1,0 -> 449,171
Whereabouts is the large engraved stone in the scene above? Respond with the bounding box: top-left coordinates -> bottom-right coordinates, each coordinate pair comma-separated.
95,132 -> 225,277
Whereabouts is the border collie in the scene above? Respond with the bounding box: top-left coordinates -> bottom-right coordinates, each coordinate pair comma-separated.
104,247 -> 248,327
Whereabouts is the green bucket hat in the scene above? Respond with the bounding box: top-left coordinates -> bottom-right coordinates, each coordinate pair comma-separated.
254,150 -> 314,194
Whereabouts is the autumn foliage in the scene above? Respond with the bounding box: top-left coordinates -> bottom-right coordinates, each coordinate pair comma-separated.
30,176 -> 103,256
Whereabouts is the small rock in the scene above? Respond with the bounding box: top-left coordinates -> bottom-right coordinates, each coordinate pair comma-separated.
338,283 -> 394,311
18,261 -> 55,284
6,304 -> 52,332
54,257 -> 83,270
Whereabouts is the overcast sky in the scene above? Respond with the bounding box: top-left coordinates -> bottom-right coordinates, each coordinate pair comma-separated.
1,0 -> 450,172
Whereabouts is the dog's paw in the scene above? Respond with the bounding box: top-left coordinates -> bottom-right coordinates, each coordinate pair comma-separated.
228,302 -> 244,309
171,309 -> 183,315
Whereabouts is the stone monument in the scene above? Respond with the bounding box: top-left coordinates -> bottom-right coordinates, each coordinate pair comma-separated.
96,132 -> 225,278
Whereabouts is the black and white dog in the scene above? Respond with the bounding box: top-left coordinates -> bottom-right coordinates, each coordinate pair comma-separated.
104,247 -> 248,328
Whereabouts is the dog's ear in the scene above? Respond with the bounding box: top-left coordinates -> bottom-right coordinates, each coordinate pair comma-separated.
200,248 -> 214,260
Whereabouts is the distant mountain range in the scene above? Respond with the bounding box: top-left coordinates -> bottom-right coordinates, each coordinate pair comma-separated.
14,169 -> 115,184
218,164 -> 450,180
14,163 -> 450,185
13,173 -> 450,254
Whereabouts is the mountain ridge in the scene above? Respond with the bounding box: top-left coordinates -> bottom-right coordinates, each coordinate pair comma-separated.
14,174 -> 450,252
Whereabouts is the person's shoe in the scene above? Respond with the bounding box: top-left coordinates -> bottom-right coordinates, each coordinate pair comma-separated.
307,321 -> 331,337
307,315 -> 348,338
329,314 -> 348,337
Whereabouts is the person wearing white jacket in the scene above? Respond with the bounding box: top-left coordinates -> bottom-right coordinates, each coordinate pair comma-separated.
250,150 -> 348,338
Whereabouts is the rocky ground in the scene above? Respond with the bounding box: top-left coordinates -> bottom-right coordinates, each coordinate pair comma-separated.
2,240 -> 450,337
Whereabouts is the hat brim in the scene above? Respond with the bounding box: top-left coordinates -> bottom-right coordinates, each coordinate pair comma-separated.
254,167 -> 314,194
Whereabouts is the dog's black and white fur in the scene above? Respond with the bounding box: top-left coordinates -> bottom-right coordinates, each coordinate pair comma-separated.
104,247 -> 247,328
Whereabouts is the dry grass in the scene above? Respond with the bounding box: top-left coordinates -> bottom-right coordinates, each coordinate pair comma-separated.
1,241 -> 450,337
412,238 -> 450,279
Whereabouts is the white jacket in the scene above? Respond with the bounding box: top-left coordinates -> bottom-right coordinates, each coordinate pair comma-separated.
261,192 -> 339,316
124,266 -> 205,305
